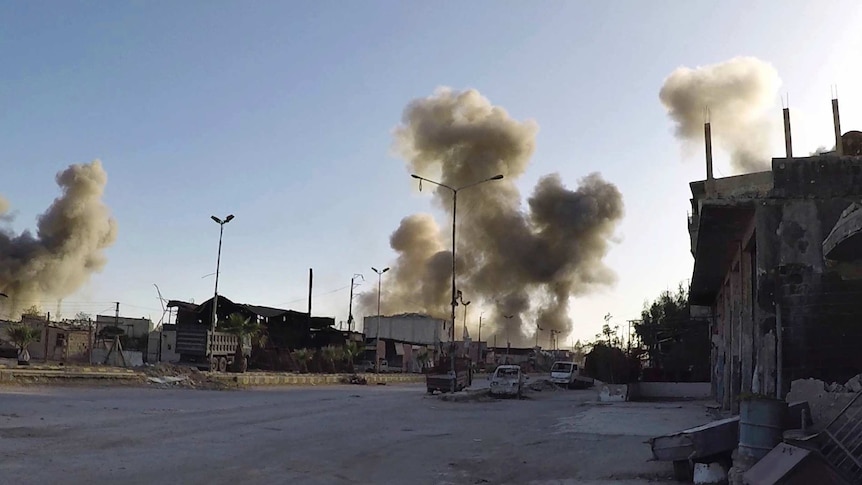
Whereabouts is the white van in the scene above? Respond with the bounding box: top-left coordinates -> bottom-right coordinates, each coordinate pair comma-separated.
490,365 -> 525,398
550,361 -> 593,389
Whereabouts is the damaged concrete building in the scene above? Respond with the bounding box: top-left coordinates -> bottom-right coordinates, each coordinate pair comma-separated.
689,100 -> 862,412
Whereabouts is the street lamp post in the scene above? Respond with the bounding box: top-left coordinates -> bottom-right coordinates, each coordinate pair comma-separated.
457,290 -> 471,362
372,267 -> 389,373
412,173 -> 504,393
503,314 -> 514,359
478,311 -> 484,358
210,214 -> 234,332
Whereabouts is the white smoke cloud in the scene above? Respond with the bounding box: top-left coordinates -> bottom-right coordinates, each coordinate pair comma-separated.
659,56 -> 781,173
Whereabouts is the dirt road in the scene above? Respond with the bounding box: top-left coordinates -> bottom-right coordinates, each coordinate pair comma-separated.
0,382 -> 714,484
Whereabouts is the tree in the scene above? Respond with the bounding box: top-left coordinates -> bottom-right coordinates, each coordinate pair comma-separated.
291,348 -> 312,373
343,341 -> 363,373
218,313 -> 262,373
321,345 -> 340,373
635,283 -> 710,381
74,312 -> 92,322
416,349 -> 432,371
21,305 -> 43,318
5,323 -> 40,365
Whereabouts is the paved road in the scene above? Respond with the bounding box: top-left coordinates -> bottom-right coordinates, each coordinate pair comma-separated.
0,382 -> 715,484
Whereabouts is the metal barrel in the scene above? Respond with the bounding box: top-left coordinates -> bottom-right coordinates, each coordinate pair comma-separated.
739,397 -> 787,460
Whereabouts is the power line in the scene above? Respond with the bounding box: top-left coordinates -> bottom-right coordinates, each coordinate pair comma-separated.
274,284 -> 352,307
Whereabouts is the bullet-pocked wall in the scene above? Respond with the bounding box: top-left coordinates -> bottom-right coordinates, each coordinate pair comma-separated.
692,154 -> 862,410
762,160 -> 862,401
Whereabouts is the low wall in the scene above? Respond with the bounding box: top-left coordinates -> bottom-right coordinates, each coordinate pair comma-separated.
629,382 -> 711,400
91,349 -> 144,367
212,372 -> 425,387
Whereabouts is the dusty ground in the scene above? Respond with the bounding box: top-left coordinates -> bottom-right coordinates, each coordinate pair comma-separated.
0,381 -> 715,485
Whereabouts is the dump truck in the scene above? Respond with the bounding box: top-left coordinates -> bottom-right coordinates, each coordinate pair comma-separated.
425,356 -> 472,394
175,323 -> 251,372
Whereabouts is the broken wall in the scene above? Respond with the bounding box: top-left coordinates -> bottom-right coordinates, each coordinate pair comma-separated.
766,157 -> 862,396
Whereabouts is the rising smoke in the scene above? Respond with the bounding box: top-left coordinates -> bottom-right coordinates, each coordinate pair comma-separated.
0,160 -> 117,317
359,88 -> 624,345
659,56 -> 781,173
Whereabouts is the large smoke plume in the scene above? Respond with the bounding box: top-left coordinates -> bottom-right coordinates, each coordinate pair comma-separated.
659,56 -> 780,173
360,88 -> 624,345
0,160 -> 117,317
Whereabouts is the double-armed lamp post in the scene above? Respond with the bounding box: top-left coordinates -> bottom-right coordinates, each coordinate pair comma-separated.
410,173 -> 504,392
372,266 -> 389,373
210,214 -> 234,331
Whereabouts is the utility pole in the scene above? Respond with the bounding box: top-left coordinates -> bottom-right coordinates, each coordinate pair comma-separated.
535,322 -> 543,348
114,302 -> 120,328
347,274 -> 364,333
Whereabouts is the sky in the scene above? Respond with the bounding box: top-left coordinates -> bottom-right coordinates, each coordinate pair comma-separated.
2,1 -> 862,346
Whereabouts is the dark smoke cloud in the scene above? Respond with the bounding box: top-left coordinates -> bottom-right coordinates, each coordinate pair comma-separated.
360,88 -> 624,345
659,56 -> 780,173
0,160 -> 117,317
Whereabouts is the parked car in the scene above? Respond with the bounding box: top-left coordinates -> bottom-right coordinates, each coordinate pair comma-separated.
360,359 -> 389,373
489,364 -> 525,398
549,361 -> 594,389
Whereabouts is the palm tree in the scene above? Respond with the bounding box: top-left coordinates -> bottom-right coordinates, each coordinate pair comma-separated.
218,313 -> 261,373
5,323 -> 40,365
416,349 -> 431,371
321,345 -> 339,373
291,348 -> 311,373
343,341 -> 363,373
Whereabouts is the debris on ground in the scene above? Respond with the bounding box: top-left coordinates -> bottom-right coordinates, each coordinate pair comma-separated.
439,389 -> 495,403
526,379 -> 561,392
142,363 -> 232,390
340,374 -> 367,385
147,376 -> 188,385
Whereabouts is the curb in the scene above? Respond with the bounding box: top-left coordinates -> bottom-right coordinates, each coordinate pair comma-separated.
0,369 -> 143,381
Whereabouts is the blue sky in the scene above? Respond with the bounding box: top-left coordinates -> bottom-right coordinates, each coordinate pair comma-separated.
2,1 -> 862,343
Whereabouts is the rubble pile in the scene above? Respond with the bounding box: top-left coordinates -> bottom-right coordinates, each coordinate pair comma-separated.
340,374 -> 368,385
142,363 -> 232,390
439,389 -> 495,403
526,379 -> 562,393
825,374 -> 862,394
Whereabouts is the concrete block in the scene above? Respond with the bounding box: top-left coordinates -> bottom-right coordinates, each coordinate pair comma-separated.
787,378 -> 857,430
599,384 -> 628,402
694,462 -> 727,485
845,375 -> 862,393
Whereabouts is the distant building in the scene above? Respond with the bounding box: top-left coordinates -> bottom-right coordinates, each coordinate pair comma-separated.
363,313 -> 448,372
95,315 -> 154,338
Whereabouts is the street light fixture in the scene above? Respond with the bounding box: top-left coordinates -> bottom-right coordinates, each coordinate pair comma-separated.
372,266 -> 389,373
457,290 -> 471,340
210,214 -> 235,332
503,314 -> 514,359
411,173 -> 504,392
